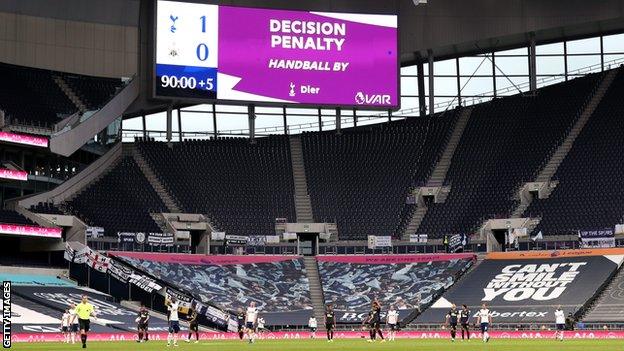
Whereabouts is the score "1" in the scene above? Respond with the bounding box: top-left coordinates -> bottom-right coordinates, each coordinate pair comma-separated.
200,15 -> 207,33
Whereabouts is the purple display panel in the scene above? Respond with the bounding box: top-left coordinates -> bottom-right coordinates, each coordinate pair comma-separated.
217,7 -> 398,108
154,1 -> 398,109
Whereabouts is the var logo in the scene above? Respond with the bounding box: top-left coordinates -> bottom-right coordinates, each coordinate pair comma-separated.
355,92 -> 391,105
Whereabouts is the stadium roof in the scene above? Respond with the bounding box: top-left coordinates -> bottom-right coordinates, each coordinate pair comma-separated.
3,0 -> 623,62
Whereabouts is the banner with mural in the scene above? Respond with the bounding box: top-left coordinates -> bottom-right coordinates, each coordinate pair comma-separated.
417,251 -> 624,323
110,252 -> 311,326
318,254 -> 475,323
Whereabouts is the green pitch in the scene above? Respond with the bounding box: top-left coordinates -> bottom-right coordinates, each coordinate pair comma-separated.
7,339 -> 624,351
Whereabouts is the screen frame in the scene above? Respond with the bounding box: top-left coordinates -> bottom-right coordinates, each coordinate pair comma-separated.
151,0 -> 400,111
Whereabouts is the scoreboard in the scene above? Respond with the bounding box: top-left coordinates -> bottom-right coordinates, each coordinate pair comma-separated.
154,1 -> 398,109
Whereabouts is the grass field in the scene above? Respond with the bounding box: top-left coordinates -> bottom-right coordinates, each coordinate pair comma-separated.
7,339 -> 624,351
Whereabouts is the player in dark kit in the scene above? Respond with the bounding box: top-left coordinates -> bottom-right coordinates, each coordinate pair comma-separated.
136,304 -> 150,343
325,304 -> 336,342
236,308 -> 246,340
363,310 -> 375,342
186,308 -> 199,343
459,304 -> 471,341
445,303 -> 459,342
367,301 -> 385,342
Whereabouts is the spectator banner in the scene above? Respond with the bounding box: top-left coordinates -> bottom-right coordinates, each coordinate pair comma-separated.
448,233 -> 468,252
165,287 -> 194,309
0,168 -> 28,181
203,305 -> 230,328
225,234 -> 247,246
117,232 -> 136,243
107,260 -> 133,282
266,235 -> 281,244
367,235 -> 392,249
147,232 -> 174,246
578,229 -> 615,248
211,231 -> 226,241
417,253 -> 624,323
64,242 -> 89,264
247,235 -> 266,246
87,250 -> 111,273
318,254 -> 474,323
85,226 -> 104,239
0,224 -> 62,239
409,234 -> 428,244
129,273 -> 163,293
0,131 -> 48,148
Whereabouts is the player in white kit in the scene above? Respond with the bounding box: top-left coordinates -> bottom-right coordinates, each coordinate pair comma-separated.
554,305 -> 566,341
386,306 -> 399,341
61,309 -> 71,343
166,297 -> 181,347
476,303 -> 492,343
68,303 -> 78,344
245,302 -> 259,344
308,316 -> 318,338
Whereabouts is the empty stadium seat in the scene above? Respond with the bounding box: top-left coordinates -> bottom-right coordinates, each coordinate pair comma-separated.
0,63 -> 76,127
417,73 -> 603,238
0,209 -> 36,226
64,157 -> 167,235
301,111 -> 459,240
136,136 -> 296,236
527,68 -> 624,235
0,62 -> 124,127
62,74 -> 123,110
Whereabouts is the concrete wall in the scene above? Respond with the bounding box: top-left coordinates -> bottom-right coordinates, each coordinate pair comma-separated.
0,11 -> 138,77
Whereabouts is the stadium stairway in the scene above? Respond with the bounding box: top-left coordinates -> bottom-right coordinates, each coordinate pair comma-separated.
401,107 -> 473,240
49,78 -> 138,157
289,136 -> 314,223
303,256 -> 327,331
511,69 -> 618,221
581,262 -> 624,323
426,107 -> 473,187
52,75 -> 88,114
128,144 -> 182,213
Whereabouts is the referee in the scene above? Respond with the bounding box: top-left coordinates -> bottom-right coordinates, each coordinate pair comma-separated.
74,295 -> 97,349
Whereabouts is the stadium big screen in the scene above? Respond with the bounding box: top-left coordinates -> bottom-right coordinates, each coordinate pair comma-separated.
154,0 -> 399,108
